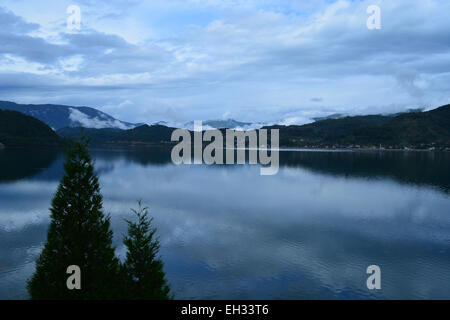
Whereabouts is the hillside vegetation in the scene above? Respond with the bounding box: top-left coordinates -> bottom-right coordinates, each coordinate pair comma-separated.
0,110 -> 64,147
265,105 -> 450,148
57,125 -> 175,146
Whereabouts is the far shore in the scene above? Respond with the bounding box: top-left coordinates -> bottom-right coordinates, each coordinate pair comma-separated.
230,147 -> 449,152
1,144 -> 449,153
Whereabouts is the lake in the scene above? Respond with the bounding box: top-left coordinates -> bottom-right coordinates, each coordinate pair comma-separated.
0,147 -> 449,299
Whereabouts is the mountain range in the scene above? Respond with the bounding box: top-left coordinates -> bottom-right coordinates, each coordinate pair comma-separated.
0,100 -> 430,132
0,101 -> 140,131
55,104 -> 450,149
1,100 -> 449,150
0,101 -> 267,131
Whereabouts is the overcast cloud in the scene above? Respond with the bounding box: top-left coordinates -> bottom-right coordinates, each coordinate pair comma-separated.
0,0 -> 449,124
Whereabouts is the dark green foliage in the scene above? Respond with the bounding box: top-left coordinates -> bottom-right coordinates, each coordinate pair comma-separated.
267,115 -> 393,146
27,136 -> 120,299
265,104 -> 450,147
122,201 -> 171,300
57,127 -> 124,145
57,125 -> 175,146
121,124 -> 175,144
0,110 -> 64,147
377,105 -> 450,145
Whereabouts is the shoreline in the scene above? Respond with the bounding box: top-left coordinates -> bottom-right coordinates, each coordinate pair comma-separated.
1,144 -> 448,153
229,146 -> 449,152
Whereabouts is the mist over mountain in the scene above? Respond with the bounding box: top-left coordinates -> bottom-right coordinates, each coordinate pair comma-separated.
183,119 -> 265,130
312,114 -> 347,122
311,108 -> 427,122
0,101 -> 140,131
1,100 -> 434,134
2,100 -> 447,149
52,104 -> 450,150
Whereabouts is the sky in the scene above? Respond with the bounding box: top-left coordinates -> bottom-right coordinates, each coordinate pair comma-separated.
0,0 -> 449,125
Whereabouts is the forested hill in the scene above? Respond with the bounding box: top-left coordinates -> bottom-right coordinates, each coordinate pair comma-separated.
264,104 -> 450,149
0,110 -> 64,147
57,124 -> 175,146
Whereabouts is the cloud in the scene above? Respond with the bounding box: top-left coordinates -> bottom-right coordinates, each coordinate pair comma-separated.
396,71 -> 426,99
280,116 -> 314,126
68,107 -> 133,129
0,6 -> 38,33
0,1 -> 449,123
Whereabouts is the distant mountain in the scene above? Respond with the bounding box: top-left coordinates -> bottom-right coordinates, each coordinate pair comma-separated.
184,119 -> 254,130
205,119 -> 252,129
56,127 -> 124,144
378,105 -> 450,146
57,124 -> 176,146
310,108 -> 431,123
0,101 -> 139,130
266,115 -> 393,146
384,107 -> 425,117
152,121 -> 170,126
265,105 -> 450,148
311,108 -> 425,122
0,110 -> 65,147
312,113 -> 347,121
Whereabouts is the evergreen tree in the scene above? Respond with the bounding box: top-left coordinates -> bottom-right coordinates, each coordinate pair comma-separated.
122,201 -> 171,299
27,136 -> 120,299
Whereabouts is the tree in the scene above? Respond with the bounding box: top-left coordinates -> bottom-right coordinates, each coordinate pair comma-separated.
122,201 -> 171,299
27,136 -> 120,299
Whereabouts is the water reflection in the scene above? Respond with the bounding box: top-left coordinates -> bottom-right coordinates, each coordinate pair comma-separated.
0,148 -> 60,183
0,148 -> 449,299
1,148 -> 449,193
279,151 -> 450,193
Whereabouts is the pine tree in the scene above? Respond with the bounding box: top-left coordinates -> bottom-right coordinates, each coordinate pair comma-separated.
122,201 -> 171,299
27,136 -> 120,299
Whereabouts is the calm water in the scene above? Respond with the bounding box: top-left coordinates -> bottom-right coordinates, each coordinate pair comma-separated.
0,148 -> 449,299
